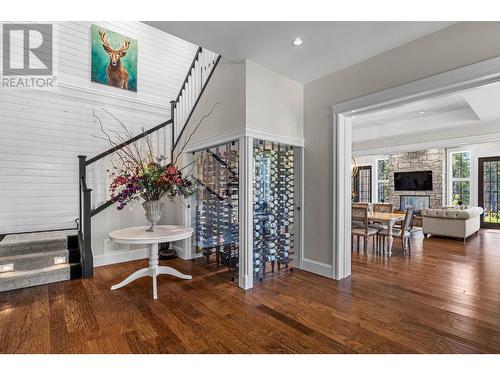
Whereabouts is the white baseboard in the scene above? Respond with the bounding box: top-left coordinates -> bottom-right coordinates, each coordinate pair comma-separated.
94,244 -> 203,266
171,244 -> 188,259
300,258 -> 333,278
172,244 -> 204,260
94,248 -> 149,267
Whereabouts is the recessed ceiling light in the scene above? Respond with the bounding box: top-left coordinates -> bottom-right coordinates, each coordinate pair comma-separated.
418,111 -> 425,114
352,116 -> 357,119
292,37 -> 303,46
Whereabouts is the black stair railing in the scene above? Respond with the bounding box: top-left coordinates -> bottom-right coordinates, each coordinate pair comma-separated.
171,49 -> 221,159
77,47 -> 221,277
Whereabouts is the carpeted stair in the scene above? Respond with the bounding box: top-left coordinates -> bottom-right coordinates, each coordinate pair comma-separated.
0,230 -> 81,293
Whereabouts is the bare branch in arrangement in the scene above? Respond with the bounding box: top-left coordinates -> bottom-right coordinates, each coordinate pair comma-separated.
91,106 -> 143,171
173,102 -> 219,165
179,156 -> 199,172
91,108 -> 128,169
103,108 -> 134,139
144,130 -> 155,162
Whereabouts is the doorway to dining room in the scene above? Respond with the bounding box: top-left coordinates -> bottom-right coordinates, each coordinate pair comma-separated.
332,56 -> 500,279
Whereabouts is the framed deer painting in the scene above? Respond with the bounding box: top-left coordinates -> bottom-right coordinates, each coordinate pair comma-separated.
91,25 -> 138,92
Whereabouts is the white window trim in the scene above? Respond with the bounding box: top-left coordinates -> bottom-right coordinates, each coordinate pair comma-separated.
375,158 -> 389,203
447,149 -> 473,206
353,164 -> 373,203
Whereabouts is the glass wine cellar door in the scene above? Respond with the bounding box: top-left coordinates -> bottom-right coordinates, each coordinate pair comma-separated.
253,140 -> 296,282
189,138 -> 301,289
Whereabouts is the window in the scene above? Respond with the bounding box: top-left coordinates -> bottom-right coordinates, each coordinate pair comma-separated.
450,151 -> 471,205
376,159 -> 390,203
479,157 -> 500,227
352,166 -> 372,203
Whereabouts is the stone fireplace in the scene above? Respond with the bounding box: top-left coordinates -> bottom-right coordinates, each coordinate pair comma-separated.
399,195 -> 430,212
388,149 -> 445,209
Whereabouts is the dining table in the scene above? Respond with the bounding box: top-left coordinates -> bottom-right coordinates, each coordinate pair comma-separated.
367,211 -> 406,257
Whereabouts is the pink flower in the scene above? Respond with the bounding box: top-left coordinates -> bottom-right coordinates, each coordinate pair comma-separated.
166,164 -> 178,175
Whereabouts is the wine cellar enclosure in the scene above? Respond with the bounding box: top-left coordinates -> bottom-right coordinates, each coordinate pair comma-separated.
253,140 -> 295,281
190,141 -> 240,282
188,137 -> 302,288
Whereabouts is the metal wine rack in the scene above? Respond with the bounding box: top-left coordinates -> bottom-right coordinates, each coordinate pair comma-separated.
191,141 -> 239,280
253,140 -> 295,281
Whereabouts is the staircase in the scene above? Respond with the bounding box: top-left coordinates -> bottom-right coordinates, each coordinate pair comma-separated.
0,230 -> 81,292
0,47 -> 220,293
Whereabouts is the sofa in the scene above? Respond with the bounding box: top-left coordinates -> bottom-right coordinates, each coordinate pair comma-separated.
420,206 -> 484,241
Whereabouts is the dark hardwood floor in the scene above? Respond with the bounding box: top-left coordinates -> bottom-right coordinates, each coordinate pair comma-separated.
1,229 -> 500,353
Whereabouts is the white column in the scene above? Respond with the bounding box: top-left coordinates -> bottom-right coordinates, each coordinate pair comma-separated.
179,152 -> 194,260
332,112 -> 352,280
238,136 -> 254,290
294,146 -> 304,270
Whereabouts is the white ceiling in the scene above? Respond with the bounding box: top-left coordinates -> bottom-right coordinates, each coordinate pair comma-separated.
352,94 -> 477,128
144,21 -> 454,83
352,80 -> 500,151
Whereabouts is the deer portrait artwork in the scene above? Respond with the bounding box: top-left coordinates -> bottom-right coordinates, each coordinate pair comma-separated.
91,25 -> 138,92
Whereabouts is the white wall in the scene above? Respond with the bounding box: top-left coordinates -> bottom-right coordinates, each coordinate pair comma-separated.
304,22 -> 500,265
0,22 -> 198,264
175,58 -> 246,151
245,60 -> 303,142
178,58 -> 304,152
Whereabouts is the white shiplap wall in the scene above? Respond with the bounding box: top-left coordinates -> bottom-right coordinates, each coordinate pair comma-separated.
0,21 -> 198,234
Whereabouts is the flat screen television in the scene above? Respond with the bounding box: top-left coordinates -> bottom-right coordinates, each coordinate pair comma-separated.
394,171 -> 433,191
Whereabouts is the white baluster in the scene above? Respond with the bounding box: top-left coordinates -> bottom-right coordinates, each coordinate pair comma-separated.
179,94 -> 184,139
187,75 -> 192,118
179,92 -> 183,131
166,125 -> 171,163
196,59 -> 201,96
161,127 -> 165,158
182,95 -> 186,133
183,92 -> 186,129
175,105 -> 178,140
156,129 -> 160,157
190,72 -> 194,112
193,60 -> 198,100
179,97 -> 183,137
179,93 -> 182,134
204,51 -> 208,86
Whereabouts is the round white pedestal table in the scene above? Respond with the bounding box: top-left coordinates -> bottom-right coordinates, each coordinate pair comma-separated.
109,225 -> 193,299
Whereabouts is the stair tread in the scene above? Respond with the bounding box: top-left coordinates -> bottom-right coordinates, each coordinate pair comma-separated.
0,263 -> 72,279
0,230 -> 77,245
0,230 -> 77,256
0,263 -> 78,293
0,248 -> 69,262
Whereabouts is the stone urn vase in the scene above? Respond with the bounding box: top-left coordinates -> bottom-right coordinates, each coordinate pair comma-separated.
142,200 -> 165,232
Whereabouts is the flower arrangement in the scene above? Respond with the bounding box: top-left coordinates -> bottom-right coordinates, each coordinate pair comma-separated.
109,156 -> 195,210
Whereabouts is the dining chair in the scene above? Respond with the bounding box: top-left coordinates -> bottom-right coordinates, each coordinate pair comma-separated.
352,207 -> 379,254
352,202 -> 371,209
378,207 -> 414,256
370,203 -> 394,250
372,203 -> 393,213
352,202 -> 370,228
